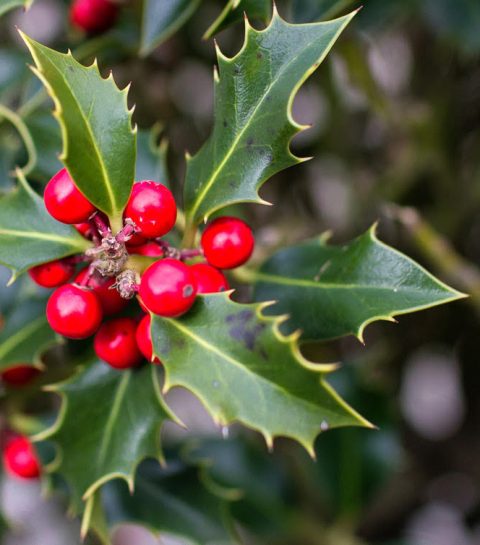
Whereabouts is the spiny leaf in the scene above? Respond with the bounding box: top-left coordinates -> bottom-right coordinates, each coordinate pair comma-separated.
151,294 -> 372,456
183,8 -> 356,225
140,0 -> 201,56
35,359 -> 176,506
0,300 -> 57,372
252,225 -> 466,342
102,459 -> 233,545
0,171 -> 89,282
0,0 -> 32,17
203,0 -> 272,39
20,33 -> 137,225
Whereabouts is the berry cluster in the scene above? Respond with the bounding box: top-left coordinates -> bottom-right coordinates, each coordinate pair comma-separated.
16,168 -> 254,372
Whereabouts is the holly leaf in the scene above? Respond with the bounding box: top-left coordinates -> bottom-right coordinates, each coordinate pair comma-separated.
0,300 -> 57,372
140,0 -> 201,57
102,459 -> 233,545
183,8 -> 356,226
35,359 -> 176,506
136,127 -> 169,187
20,33 -> 136,226
252,226 -> 466,342
151,294 -> 371,456
203,0 -> 272,39
0,0 -> 32,17
0,171 -> 89,281
291,0 -> 356,23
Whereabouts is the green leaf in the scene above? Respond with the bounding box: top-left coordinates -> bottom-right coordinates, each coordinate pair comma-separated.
291,0 -> 356,23
203,0 -> 272,39
151,294 -> 371,456
0,300 -> 57,372
35,360 -> 176,506
24,109 -> 62,181
136,127 -> 169,187
0,0 -> 32,17
0,172 -> 89,281
183,9 -> 356,226
20,33 -> 136,225
103,459 -> 233,545
140,0 -> 201,57
252,226 -> 466,342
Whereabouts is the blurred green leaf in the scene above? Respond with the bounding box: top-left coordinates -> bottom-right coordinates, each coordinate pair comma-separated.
203,0 -> 272,39
135,127 -> 169,187
0,0 -> 32,17
140,0 -> 201,56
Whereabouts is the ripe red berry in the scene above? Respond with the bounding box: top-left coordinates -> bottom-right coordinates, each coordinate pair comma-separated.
75,269 -> 128,316
190,263 -> 229,294
130,241 -> 164,257
124,181 -> 176,239
44,168 -> 96,224
135,315 -> 161,364
46,284 -> 103,339
74,222 -> 93,239
3,436 -> 40,479
1,366 -> 41,387
94,318 -> 142,369
70,0 -> 118,34
139,258 -> 197,317
28,258 -> 75,288
201,217 -> 254,269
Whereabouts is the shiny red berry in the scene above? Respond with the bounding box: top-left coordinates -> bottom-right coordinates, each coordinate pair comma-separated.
201,217 -> 254,269
70,0 -> 118,33
3,436 -> 40,479
1,366 -> 41,387
44,168 -> 96,224
46,284 -> 103,339
75,269 -> 128,316
94,318 -> 142,369
124,181 -> 176,239
135,315 -> 161,364
74,222 -> 93,239
28,258 -> 75,288
139,258 -> 197,317
130,241 -> 164,257
190,263 -> 229,294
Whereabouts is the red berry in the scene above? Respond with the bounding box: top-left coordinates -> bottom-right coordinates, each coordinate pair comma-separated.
3,436 -> 40,479
44,168 -> 96,224
130,241 -> 164,257
74,222 -> 93,239
135,315 -> 161,364
201,217 -> 254,269
70,0 -> 118,33
94,318 -> 142,369
28,258 -> 75,288
75,269 -> 128,316
46,284 -> 103,339
124,181 -> 176,238
139,258 -> 197,317
1,366 -> 41,387
190,263 -> 229,294
126,232 -> 147,247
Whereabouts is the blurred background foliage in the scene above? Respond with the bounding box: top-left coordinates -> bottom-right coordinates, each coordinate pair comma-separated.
0,0 -> 479,544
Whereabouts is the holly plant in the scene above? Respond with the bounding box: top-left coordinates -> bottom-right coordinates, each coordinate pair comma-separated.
0,2 -> 465,544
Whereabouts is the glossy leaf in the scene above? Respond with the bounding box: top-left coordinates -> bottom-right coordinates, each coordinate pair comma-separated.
252,226 -> 465,342
151,294 -> 371,456
136,127 -> 169,187
140,0 -> 201,56
203,0 -> 272,39
20,33 -> 136,225
103,459 -> 233,544
0,0 -> 32,16
183,8 -> 356,225
0,172 -> 89,281
0,300 -> 56,372
24,109 -> 62,181
35,360 -> 175,505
